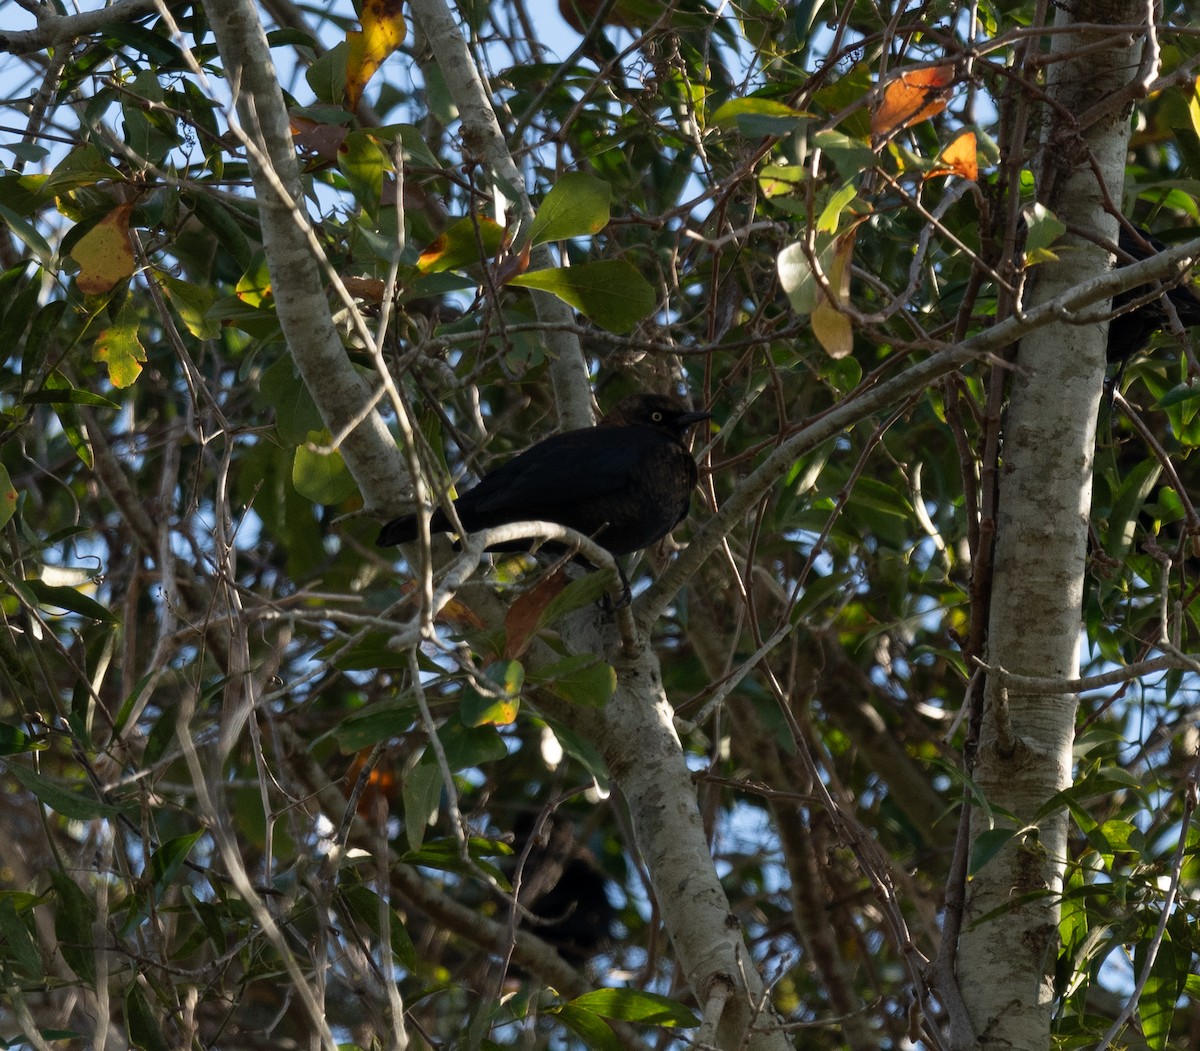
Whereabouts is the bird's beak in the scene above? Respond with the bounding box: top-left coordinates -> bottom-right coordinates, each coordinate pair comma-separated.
678,409 -> 714,429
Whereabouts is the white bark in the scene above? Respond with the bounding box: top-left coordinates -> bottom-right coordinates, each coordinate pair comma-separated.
201,0 -> 406,505
408,0 -> 594,429
957,7 -> 1147,1048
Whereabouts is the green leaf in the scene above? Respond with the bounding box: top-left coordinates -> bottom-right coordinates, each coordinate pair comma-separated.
402,762 -> 441,852
569,988 -> 699,1027
534,571 -> 616,627
460,661 -> 524,727
711,96 -> 808,132
508,260 -> 655,334
969,827 -> 1019,875
0,896 -> 41,978
424,718 -> 507,770
148,832 -> 204,898
259,357 -> 323,445
337,883 -> 417,969
330,702 -> 417,752
399,836 -> 510,884
41,144 -> 123,195
293,435 -> 358,505
1104,458 -> 1161,560
92,297 -> 147,388
549,1004 -> 622,1051
540,721 -> 609,786
42,364 -> 96,468
0,464 -> 16,529
417,216 -> 505,273
812,129 -> 874,181
817,180 -> 857,234
307,40 -> 350,107
777,237 -> 837,315
338,130 -> 387,220
1137,934 -> 1185,1051
23,375 -> 121,409
529,172 -> 612,246
1152,384 -> 1200,410
21,578 -> 118,623
0,201 -> 54,266
532,654 -> 615,708
0,723 -> 32,755
4,762 -> 123,820
1023,203 -> 1065,258
125,980 -> 170,1051
48,870 -> 96,983
156,274 -> 220,339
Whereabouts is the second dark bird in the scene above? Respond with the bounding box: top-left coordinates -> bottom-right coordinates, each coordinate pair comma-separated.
376,393 -> 712,560
1107,226 -> 1200,362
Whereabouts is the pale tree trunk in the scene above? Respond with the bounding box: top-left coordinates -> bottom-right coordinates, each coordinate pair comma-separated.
957,6 -> 1146,1049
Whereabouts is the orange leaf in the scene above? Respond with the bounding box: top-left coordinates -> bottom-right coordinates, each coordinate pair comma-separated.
394,580 -> 486,630
871,65 -> 955,140
345,0 -> 407,111
291,113 -> 349,161
71,203 -> 135,295
342,276 -> 387,302
494,241 -> 532,286
932,130 -> 978,181
345,750 -> 399,818
504,570 -> 568,659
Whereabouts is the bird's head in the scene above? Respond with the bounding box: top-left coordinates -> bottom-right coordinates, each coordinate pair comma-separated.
605,393 -> 713,438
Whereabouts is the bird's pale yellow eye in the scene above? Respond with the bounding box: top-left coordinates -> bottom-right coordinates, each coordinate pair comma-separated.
652,411 -> 663,422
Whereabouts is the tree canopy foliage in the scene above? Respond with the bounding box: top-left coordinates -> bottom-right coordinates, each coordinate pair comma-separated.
3,0 -> 1200,1049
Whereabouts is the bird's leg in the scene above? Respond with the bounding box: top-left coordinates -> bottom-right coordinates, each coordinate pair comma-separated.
600,559 -> 632,612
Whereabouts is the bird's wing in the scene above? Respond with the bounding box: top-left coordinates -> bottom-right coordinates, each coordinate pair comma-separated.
464,428 -> 647,515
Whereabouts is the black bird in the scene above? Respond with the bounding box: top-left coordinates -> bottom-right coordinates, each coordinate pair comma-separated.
376,393 -> 712,559
1107,226 -> 1200,362
510,811 -> 616,967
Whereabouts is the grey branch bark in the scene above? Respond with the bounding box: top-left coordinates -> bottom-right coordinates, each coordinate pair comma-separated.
201,0 -> 407,510
407,0 -> 593,430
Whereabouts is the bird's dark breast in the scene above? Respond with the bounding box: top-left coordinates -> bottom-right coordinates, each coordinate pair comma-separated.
559,442 -> 698,555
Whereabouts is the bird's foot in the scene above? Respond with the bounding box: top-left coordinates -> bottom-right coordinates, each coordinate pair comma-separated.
599,562 -> 632,611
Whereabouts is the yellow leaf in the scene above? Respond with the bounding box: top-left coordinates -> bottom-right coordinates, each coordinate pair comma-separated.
811,234 -> 855,358
93,301 -> 146,388
345,0 -> 407,111
71,203 -> 135,295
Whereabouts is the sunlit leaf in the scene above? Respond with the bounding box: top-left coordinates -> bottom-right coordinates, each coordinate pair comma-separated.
932,130 -> 978,181
92,296 -> 146,388
345,0 -> 407,111
293,435 -> 358,505
156,274 -> 219,339
710,96 -> 809,133
810,233 -> 855,358
871,64 -> 955,140
529,172 -> 612,246
71,203 -> 135,295
549,1004 -> 622,1051
460,660 -> 524,727
508,260 -> 656,333
569,988 -> 699,1026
